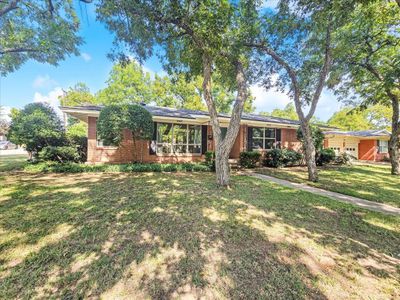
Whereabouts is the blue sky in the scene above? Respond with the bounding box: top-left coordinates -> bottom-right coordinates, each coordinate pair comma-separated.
0,1 -> 342,121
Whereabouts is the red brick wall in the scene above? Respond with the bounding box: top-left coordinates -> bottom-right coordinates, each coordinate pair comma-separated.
87,117 -> 205,164
281,128 -> 302,151
87,118 -> 304,163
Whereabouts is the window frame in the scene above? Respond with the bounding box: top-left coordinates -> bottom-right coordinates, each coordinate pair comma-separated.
251,127 -> 277,151
378,140 -> 389,153
156,122 -> 202,156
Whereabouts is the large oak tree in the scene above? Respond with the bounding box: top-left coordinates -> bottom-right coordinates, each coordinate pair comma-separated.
96,0 -> 258,186
329,1 -> 400,174
247,0 -> 352,182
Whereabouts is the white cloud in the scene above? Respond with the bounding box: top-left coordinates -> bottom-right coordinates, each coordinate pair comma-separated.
32,75 -> 57,89
261,0 -> 279,9
0,106 -> 11,122
33,87 -> 64,117
81,52 -> 92,62
251,84 -> 291,114
250,84 -> 342,121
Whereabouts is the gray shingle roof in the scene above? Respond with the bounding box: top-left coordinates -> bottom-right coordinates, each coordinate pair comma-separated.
61,104 -> 302,126
323,129 -> 390,137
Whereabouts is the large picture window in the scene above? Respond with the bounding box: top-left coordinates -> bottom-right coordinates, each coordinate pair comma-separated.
156,123 -> 201,154
251,128 -> 276,150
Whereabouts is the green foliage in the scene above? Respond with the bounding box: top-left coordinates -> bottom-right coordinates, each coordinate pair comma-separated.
296,126 -> 325,152
39,146 -> 81,163
97,104 -> 154,161
204,151 -> 216,171
8,103 -> 65,156
66,122 -> 87,162
96,0 -> 257,96
327,107 -> 371,131
316,149 -> 335,166
125,105 -> 154,141
97,62 -> 153,105
0,0 -> 83,75
327,105 -> 394,131
263,149 -> 303,168
96,105 -> 126,146
239,151 -> 262,168
262,103 -> 299,120
24,162 -> 211,173
329,1 -> 399,109
59,83 -> 97,106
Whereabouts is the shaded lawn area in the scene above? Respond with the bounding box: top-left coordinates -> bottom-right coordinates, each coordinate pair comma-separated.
256,164 -> 400,208
0,155 -> 28,172
0,172 -> 399,299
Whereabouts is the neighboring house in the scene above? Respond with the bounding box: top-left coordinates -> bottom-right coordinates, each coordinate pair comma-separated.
323,130 -> 391,161
61,104 -> 305,164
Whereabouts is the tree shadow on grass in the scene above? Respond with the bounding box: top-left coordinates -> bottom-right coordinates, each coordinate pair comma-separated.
0,172 -> 398,299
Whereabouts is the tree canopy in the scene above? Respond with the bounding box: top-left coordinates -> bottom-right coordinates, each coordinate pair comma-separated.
59,83 -> 97,107
96,60 -> 255,113
0,0 -> 90,75
327,105 -> 393,131
7,103 -> 64,155
95,0 -> 257,186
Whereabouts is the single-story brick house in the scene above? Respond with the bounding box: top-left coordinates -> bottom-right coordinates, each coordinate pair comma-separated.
61,104 -> 390,163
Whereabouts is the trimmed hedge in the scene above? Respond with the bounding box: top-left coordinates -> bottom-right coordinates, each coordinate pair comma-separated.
23,162 -> 211,173
263,149 -> 303,168
239,151 -> 262,168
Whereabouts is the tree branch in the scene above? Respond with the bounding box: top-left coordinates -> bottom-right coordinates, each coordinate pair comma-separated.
305,20 -> 332,121
245,41 -> 304,119
0,47 -> 40,55
0,0 -> 20,17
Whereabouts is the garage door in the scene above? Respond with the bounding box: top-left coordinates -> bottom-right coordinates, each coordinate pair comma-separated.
327,137 -> 343,155
344,138 -> 359,159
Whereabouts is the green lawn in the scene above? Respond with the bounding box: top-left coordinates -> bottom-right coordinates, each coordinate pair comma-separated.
0,154 -> 28,172
0,171 -> 399,299
256,164 -> 400,208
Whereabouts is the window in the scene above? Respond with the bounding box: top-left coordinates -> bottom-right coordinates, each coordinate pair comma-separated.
378,140 -> 388,153
251,128 -> 276,150
156,123 -> 201,155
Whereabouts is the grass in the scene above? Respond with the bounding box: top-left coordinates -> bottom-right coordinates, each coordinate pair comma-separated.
0,154 -> 28,172
0,171 -> 399,299
256,163 -> 400,208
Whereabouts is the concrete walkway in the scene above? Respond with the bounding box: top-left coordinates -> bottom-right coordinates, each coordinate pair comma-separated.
245,172 -> 400,216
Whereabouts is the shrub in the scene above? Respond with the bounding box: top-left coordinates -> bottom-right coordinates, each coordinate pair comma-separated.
264,149 -> 285,168
282,150 -> 303,166
23,162 -> 211,173
316,148 -> 336,166
204,151 -> 216,171
239,151 -> 262,168
66,122 -> 88,162
264,149 -> 303,168
335,152 -> 354,165
39,146 -> 81,163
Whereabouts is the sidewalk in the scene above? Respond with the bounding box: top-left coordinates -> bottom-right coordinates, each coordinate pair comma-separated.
245,172 -> 400,216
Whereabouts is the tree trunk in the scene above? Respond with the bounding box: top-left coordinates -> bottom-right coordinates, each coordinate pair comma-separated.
389,96 -> 400,175
301,123 -> 318,182
215,150 -> 230,187
201,54 -> 247,187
